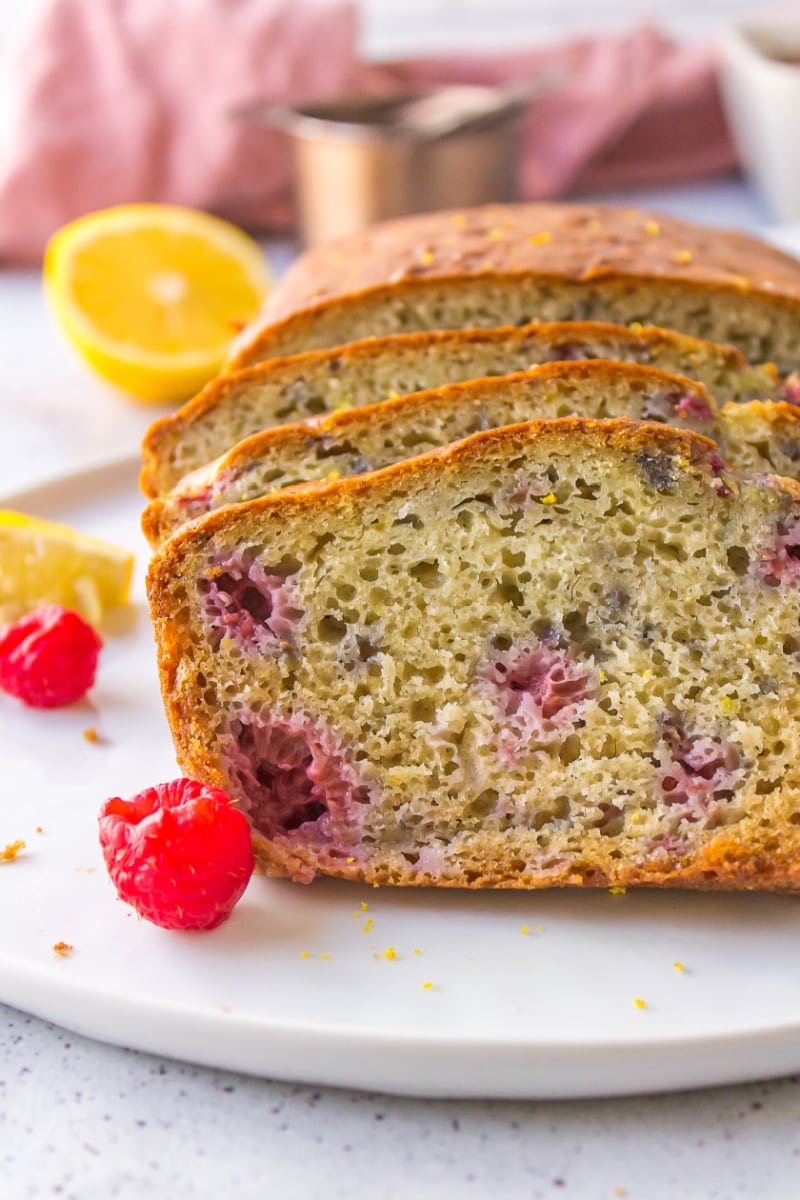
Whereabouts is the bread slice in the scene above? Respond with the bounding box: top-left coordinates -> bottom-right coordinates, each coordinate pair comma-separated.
141,320 -> 781,498
229,203 -> 800,373
144,361 -> 764,546
148,418 -> 800,891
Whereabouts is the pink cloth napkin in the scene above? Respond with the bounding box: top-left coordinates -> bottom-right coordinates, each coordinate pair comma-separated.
0,0 -> 736,263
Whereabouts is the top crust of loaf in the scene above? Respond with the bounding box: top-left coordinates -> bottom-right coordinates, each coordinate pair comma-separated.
231,203 -> 800,364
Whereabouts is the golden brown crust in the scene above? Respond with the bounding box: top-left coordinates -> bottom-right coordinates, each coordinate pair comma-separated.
231,203 -> 800,367
244,831 -> 800,893
140,318 -> 764,499
259,203 -> 800,321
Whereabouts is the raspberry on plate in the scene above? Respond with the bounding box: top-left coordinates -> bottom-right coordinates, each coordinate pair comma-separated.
0,604 -> 102,707
98,778 -> 255,931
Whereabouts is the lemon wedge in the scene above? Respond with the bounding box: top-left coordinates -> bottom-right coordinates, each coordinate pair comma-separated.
0,511 -> 134,625
44,204 -> 271,404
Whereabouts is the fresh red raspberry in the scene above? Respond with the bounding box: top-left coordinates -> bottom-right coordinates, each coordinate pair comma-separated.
98,778 -> 255,931
0,604 -> 102,707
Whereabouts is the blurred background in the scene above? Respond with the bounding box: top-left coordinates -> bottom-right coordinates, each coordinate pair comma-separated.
2,0 -> 799,258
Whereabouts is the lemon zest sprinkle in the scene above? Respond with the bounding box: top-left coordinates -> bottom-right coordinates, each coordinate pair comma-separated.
422,981 -> 435,990
644,220 -> 660,236
633,998 -> 647,1009
539,492 -> 557,505
529,231 -> 552,245
609,886 -> 627,896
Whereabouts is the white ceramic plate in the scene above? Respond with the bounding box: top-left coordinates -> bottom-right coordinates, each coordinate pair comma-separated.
3,457 -> 800,1100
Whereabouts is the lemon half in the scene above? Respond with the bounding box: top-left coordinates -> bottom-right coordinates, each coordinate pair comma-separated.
44,205 -> 271,403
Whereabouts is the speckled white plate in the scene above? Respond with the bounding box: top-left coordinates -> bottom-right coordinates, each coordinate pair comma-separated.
3,457 -> 800,1100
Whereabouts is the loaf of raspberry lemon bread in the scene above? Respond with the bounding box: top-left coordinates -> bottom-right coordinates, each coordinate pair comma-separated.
230,203 -> 800,373
148,418 -> 800,891
141,320 -> 780,498
143,361 -> 731,545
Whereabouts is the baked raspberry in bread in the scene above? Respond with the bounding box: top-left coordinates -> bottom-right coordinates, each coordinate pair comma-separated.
143,361 -> 756,546
148,419 -> 800,891
141,321 -> 780,498
230,203 -> 800,373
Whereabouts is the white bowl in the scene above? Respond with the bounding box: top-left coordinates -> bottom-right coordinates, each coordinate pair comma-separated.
720,22 -> 800,221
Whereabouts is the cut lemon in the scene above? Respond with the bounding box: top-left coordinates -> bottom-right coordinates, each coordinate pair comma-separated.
44,205 -> 271,404
0,511 -> 134,625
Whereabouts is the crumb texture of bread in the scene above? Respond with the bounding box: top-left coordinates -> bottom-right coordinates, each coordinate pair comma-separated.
229,204 -> 800,373
141,320 -> 781,498
148,418 -> 800,891
144,362 -> 734,545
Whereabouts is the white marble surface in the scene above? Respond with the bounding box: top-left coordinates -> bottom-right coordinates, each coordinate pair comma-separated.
4,180 -> 800,1199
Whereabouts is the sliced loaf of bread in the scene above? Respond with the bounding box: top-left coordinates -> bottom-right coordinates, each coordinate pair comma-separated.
229,203 -> 800,372
144,361 -> 755,545
143,365 -> 800,546
141,320 -> 781,498
148,418 -> 800,891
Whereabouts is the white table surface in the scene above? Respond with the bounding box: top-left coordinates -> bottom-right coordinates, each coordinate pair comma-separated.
4,179 -> 800,1200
